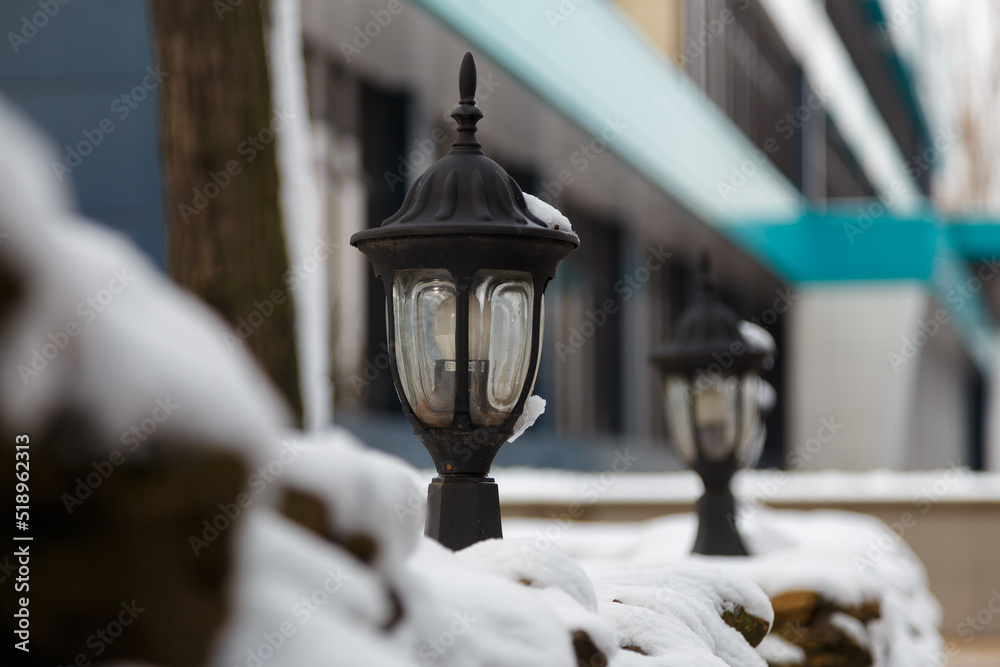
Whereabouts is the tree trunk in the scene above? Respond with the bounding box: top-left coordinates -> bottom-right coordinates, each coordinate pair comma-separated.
150,0 -> 303,424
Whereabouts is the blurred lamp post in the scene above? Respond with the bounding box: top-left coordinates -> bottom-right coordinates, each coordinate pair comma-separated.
351,53 -> 579,551
650,254 -> 775,556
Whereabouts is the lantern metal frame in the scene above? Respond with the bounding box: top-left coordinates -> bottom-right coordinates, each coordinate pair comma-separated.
650,254 -> 773,556
351,53 -> 579,550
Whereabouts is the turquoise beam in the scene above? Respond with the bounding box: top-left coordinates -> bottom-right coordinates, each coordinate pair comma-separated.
728,211 -> 937,282
411,0 -> 804,226
944,222 -> 1000,261
728,207 -> 996,373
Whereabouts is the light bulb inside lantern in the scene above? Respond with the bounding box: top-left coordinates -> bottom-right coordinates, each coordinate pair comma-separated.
392,270 -> 458,428
397,270 -> 533,430
692,377 -> 739,462
433,294 -> 457,361
695,386 -> 729,424
431,293 -> 487,367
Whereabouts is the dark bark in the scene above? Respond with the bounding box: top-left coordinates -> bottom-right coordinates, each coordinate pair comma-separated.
150,0 -> 302,423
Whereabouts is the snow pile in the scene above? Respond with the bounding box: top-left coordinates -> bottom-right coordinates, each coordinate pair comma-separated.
399,539 -> 581,666
505,508 -> 943,667
213,431 -> 777,667
757,635 -> 805,665
524,193 -> 576,236
459,537 -> 598,610
591,567 -> 772,666
0,98 -> 288,465
215,506 -> 406,667
274,430 -> 425,572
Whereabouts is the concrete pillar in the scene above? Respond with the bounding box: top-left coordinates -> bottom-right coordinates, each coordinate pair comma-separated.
786,282 -> 965,470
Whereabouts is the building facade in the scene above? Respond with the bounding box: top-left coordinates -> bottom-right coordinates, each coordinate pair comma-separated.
3,0 -> 995,472
301,0 -> 989,471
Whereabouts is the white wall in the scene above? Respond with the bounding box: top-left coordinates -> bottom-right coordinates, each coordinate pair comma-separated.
789,283 -> 972,470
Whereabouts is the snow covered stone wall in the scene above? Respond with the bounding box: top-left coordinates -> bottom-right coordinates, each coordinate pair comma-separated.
504,509 -> 945,667
0,96 -> 775,666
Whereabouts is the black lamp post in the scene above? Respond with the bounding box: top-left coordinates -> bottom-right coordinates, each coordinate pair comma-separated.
351,53 -> 579,551
650,254 -> 774,556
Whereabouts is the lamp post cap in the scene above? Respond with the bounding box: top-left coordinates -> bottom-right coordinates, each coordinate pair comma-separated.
351,52 -> 579,246
649,251 -> 772,374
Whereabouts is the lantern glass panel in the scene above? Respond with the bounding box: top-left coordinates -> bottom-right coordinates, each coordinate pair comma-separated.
665,375 -> 696,463
736,374 -> 765,467
393,269 -> 457,428
666,374 -> 746,463
469,270 -> 534,427
692,375 -> 741,462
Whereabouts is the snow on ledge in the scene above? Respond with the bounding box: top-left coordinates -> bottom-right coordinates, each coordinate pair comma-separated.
491,467 -> 1000,505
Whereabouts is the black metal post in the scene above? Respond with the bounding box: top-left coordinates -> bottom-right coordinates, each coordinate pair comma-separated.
425,475 -> 502,550
692,474 -> 747,556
